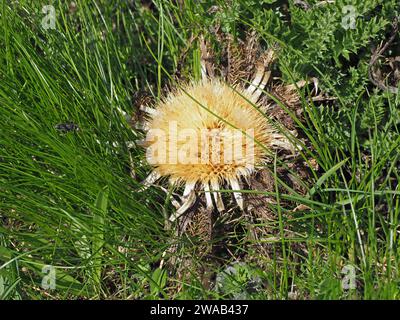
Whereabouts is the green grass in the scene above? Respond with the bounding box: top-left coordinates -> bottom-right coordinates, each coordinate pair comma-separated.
1,0 -> 400,299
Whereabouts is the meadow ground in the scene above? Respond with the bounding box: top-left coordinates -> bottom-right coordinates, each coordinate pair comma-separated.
1,0 -> 400,299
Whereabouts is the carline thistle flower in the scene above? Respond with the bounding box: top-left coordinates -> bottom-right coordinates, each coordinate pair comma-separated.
138,44 -> 296,221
